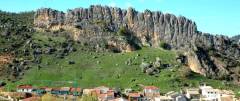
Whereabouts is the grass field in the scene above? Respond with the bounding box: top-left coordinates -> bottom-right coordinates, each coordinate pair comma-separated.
4,33 -> 240,96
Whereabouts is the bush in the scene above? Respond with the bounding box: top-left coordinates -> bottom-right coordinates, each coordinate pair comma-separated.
68,61 -> 75,65
179,67 -> 194,78
117,26 -> 128,36
159,41 -> 171,50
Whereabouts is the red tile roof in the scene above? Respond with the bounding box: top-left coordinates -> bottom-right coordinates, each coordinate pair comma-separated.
17,85 -> 33,89
144,86 -> 159,90
70,87 -> 82,92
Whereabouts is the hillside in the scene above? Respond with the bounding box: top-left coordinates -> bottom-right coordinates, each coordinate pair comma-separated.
5,32 -> 240,94
34,5 -> 240,82
0,5 -> 240,95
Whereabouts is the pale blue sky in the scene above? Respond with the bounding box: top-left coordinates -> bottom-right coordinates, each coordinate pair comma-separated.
1,0 -> 240,37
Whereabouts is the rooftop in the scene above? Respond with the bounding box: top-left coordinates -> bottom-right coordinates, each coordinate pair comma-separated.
42,87 -> 52,91
144,86 -> 159,90
17,85 -> 33,89
60,87 -> 70,91
70,87 -> 82,92
200,85 -> 213,90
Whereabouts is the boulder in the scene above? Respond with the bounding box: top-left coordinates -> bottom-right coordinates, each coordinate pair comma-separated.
140,62 -> 150,72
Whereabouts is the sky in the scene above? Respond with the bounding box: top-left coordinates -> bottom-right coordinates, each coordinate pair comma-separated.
0,0 -> 240,37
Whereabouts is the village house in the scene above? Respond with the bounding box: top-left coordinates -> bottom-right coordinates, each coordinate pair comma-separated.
59,87 -> 71,95
44,87 -> 53,93
82,88 -> 95,95
165,91 -> 187,101
128,93 -> 142,101
143,86 -> 160,99
50,87 -> 72,96
51,88 -> 60,95
199,84 -> 237,101
70,87 -> 82,96
32,87 -> 46,95
93,86 -> 115,101
17,85 -> 34,93
12,84 -> 238,101
185,88 -> 200,101
95,86 -> 110,94
199,85 -> 219,101
97,91 -> 115,101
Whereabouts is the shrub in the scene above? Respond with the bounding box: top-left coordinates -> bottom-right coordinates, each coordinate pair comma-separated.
68,61 -> 75,65
117,26 -> 128,36
179,67 -> 194,78
159,41 -> 171,50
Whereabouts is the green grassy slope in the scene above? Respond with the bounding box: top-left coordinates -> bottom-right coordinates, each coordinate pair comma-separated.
5,33 -> 240,95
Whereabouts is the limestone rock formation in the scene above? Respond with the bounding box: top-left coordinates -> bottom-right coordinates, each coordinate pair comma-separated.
231,35 -> 240,44
34,5 -> 240,82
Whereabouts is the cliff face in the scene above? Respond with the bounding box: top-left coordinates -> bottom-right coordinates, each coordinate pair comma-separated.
34,5 -> 240,82
34,6 -> 198,49
232,35 -> 240,43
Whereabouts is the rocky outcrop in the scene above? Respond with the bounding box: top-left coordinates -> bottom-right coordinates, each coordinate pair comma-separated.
34,6 -> 198,49
34,5 -> 240,82
0,54 -> 13,65
231,35 -> 240,44
34,8 -> 65,30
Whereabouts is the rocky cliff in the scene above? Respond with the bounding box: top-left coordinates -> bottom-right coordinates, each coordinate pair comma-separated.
232,35 -> 240,43
34,5 -> 240,83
